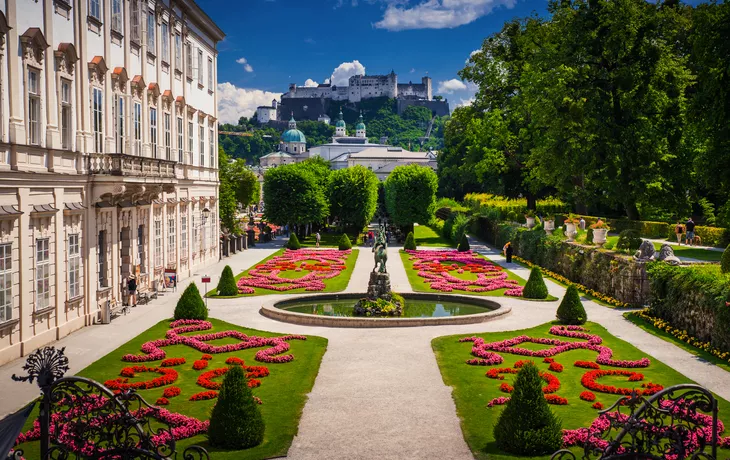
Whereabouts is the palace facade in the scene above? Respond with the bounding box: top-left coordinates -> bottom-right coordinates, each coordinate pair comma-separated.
0,0 -> 224,365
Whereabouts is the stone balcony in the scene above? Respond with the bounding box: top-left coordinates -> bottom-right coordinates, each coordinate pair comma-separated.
88,153 -> 179,179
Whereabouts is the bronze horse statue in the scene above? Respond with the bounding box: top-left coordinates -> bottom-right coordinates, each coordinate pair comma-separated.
372,228 -> 388,273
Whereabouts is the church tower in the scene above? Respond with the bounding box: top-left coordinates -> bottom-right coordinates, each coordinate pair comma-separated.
355,111 -> 366,138
281,114 -> 306,154
335,108 -> 346,137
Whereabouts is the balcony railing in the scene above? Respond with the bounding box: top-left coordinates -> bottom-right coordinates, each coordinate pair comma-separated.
88,153 -> 178,178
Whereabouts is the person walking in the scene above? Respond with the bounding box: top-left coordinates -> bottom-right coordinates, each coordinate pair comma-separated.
685,217 -> 696,246
503,242 -> 513,263
315,232 -> 321,248
127,275 -> 137,307
675,221 -> 684,245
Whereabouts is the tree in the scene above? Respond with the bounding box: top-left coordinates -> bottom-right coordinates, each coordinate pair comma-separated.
328,166 -> 379,231
404,232 -> 417,250
338,234 -> 352,250
174,283 -> 208,320
263,164 -> 329,229
228,160 -> 260,207
556,285 -> 587,325
523,267 -> 548,299
207,365 -> 265,449
216,265 -> 238,296
493,363 -> 563,455
286,233 -> 301,250
384,164 -> 438,232
457,233 -> 470,252
218,149 -> 240,235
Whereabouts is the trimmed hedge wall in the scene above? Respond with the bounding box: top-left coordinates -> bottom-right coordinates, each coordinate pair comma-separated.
647,263 -> 730,352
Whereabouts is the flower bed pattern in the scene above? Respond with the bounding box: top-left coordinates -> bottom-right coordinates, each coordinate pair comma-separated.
122,319 -> 306,363
405,249 -> 523,295
104,366 -> 178,391
196,364 -> 269,390
236,249 -> 351,294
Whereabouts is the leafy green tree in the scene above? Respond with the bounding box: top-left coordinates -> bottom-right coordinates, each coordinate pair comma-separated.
216,265 -> 238,296
228,160 -> 260,207
493,363 -> 563,455
218,149 -> 240,235
384,164 -> 438,232
174,283 -> 208,320
263,164 -> 329,229
556,285 -> 587,325
208,365 -> 265,449
329,166 -> 379,231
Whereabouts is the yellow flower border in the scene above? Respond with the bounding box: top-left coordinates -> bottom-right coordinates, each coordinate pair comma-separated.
629,309 -> 730,364
512,255 -> 631,308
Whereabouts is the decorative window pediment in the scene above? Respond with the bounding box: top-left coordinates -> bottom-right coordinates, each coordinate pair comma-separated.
21,28 -> 49,66
131,75 -> 145,99
111,66 -> 129,92
88,55 -> 108,86
175,96 -> 186,110
0,11 -> 10,50
147,82 -> 160,102
54,43 -> 78,76
162,90 -> 173,111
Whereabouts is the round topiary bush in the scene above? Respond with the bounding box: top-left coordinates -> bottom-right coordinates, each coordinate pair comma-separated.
457,233 -> 470,252
174,283 -> 208,320
207,365 -> 265,449
722,244 -> 730,274
493,363 -> 563,455
339,234 -> 352,250
616,229 -> 641,251
556,285 -> 587,325
522,267 -> 549,299
286,233 -> 301,250
404,231 -> 417,250
216,265 -> 238,296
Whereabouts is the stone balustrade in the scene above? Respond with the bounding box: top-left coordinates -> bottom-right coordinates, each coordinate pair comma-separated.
87,153 -> 180,179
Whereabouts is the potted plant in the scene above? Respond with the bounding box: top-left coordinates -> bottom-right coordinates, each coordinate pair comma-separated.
589,219 -> 610,245
563,214 -> 580,241
543,215 -> 555,233
525,210 -> 536,229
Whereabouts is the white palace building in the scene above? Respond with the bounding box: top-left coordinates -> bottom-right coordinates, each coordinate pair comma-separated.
0,0 -> 224,365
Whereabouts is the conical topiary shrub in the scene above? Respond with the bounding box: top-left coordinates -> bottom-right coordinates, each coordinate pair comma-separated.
286,233 -> 301,250
216,265 -> 238,296
174,283 -> 208,320
522,267 -> 548,299
404,231 -> 417,250
493,362 -> 563,455
207,365 -> 265,449
556,285 -> 587,325
722,244 -> 730,274
457,233 -> 470,252
339,234 -> 352,250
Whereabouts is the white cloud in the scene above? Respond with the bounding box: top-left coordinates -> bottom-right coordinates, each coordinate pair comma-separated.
236,57 -> 254,73
437,78 -> 468,94
304,78 -> 319,87
410,68 -> 416,73
456,97 -> 475,108
466,48 -> 482,63
330,60 -> 366,86
324,78 -> 331,84
217,82 -> 282,123
374,0 -> 516,31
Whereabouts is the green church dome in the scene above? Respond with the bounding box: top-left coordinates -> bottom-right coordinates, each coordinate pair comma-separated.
355,122 -> 365,130
336,119 -> 346,128
282,129 -> 306,143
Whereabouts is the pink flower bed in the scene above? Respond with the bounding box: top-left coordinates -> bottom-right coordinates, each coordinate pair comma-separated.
405,249 -> 523,296
236,249 -> 351,294
460,325 -> 651,368
122,319 -> 306,364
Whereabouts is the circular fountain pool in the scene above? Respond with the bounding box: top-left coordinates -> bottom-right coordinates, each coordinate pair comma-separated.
261,293 -> 510,328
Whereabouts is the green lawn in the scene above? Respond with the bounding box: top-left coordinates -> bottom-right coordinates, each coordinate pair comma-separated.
600,236 -> 722,262
14,318 -> 328,459
414,225 -> 454,247
208,248 -> 359,297
624,311 -> 730,374
297,231 -> 361,248
432,321 -> 730,460
399,250 -> 538,298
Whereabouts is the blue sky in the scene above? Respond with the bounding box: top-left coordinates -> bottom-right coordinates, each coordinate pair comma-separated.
197,0 -> 571,122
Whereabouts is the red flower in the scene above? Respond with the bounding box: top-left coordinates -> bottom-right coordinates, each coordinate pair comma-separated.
581,369 -> 663,396
225,357 -> 245,366
192,360 -> 208,370
197,365 -> 269,390
580,391 -> 596,402
592,402 -> 604,410
574,361 -> 601,369
104,366 -> 178,391
155,397 -> 170,406
189,391 -> 218,401
163,387 -> 181,398
160,358 -> 186,367
513,360 -> 535,369
543,357 -> 555,363
548,362 -> 564,373
545,394 -> 568,405
499,383 -> 513,393
201,354 -> 213,361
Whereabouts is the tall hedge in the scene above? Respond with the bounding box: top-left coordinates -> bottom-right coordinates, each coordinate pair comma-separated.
328,166 -> 379,230
216,265 -> 238,296
556,285 -> 587,325
404,232 -> 417,250
493,363 -> 563,455
523,267 -> 548,299
722,244 -> 730,274
174,283 -> 208,320
384,164 -> 438,231
208,365 -> 265,449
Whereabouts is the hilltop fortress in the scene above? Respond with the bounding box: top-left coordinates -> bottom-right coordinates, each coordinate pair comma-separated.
258,71 -> 450,123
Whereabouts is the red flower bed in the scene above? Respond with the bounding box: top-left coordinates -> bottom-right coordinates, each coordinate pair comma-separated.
543,357 -> 555,363
201,354 -> 213,361
192,360 -> 208,370
592,402 -> 604,410
104,366 -> 178,391
197,365 -> 269,391
513,360 -> 534,368
580,369 -> 663,396
189,391 -> 218,401
160,358 -> 186,367
548,362 -> 564,373
545,395 -> 568,405
225,357 -> 245,365
580,391 -> 596,402
486,367 -> 560,394
156,397 -> 170,406
163,387 -> 181,398
574,361 -> 601,369
499,383 -> 513,393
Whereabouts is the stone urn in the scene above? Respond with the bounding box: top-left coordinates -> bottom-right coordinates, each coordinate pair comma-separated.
593,228 -> 608,245
564,222 -> 577,241
544,220 -> 555,233
526,217 -> 536,229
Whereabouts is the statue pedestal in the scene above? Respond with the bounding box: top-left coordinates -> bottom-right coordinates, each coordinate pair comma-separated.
367,272 -> 392,301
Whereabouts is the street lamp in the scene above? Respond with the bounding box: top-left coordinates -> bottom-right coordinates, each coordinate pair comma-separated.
202,207 -> 211,223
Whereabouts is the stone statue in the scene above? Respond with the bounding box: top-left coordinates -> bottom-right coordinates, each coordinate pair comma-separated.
372,226 -> 388,273
634,239 -> 656,261
656,243 -> 681,266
